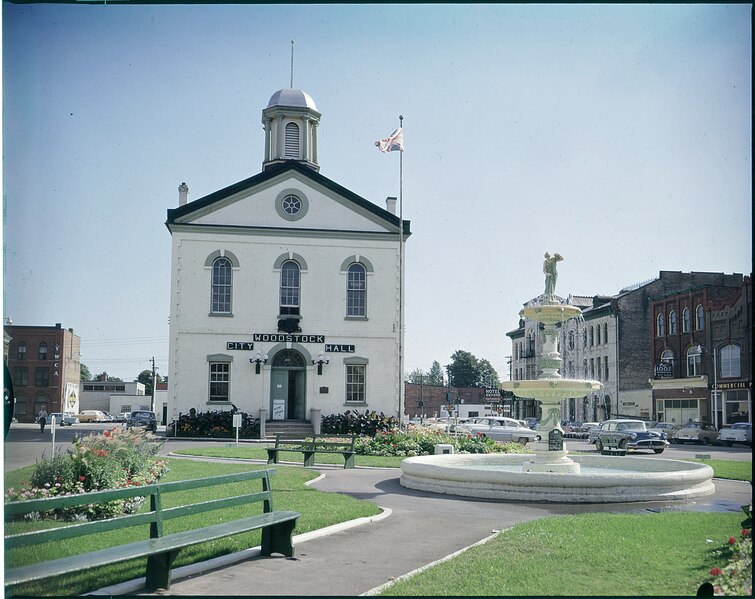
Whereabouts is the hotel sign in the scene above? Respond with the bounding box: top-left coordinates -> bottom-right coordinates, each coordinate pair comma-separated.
654,362 -> 673,379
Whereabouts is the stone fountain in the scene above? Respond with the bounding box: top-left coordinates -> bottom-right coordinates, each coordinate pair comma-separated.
400,253 -> 715,502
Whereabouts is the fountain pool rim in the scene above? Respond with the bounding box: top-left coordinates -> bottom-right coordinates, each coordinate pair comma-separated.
399,453 -> 715,503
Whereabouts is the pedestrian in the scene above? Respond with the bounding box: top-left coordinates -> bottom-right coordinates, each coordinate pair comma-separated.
37,407 -> 48,433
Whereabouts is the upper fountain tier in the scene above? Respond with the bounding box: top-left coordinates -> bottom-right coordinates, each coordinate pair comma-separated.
520,300 -> 583,326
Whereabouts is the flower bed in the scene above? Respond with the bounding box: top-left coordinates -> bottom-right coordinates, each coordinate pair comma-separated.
5,427 -> 169,521
703,504 -> 752,596
173,409 -> 259,438
355,428 -> 530,457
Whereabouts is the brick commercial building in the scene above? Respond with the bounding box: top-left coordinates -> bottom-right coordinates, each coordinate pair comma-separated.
4,323 -> 81,422
650,275 -> 751,427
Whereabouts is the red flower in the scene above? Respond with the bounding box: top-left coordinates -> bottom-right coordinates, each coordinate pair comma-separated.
709,567 -> 723,576
79,476 -> 86,481
728,537 -> 737,545
742,529 -> 750,536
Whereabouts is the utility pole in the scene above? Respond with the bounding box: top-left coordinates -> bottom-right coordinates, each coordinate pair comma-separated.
150,357 -> 157,413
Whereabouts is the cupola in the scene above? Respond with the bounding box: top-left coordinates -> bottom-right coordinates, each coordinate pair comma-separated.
262,88 -> 321,172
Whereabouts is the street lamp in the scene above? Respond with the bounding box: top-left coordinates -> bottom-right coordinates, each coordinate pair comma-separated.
250,352 -> 268,374
312,353 -> 329,375
697,345 -> 719,429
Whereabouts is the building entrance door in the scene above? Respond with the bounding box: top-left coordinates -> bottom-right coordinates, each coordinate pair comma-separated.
270,349 -> 307,420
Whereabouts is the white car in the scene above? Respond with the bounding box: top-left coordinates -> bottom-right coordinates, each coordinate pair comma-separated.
457,416 -> 538,445
48,412 -> 79,426
717,422 -> 752,447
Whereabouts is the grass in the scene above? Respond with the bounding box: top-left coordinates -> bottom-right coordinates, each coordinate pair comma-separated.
692,458 -> 752,482
4,458 -> 380,597
379,511 -> 744,596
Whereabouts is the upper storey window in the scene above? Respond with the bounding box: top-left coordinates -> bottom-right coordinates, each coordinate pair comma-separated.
280,260 -> 301,315
669,311 -> 677,335
656,313 -> 665,337
38,342 -> 48,360
347,263 -> 367,317
17,342 -> 27,360
682,308 -> 691,333
696,305 -> 705,331
211,257 -> 233,314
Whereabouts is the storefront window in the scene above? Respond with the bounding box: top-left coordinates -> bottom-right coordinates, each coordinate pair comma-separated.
724,390 -> 750,424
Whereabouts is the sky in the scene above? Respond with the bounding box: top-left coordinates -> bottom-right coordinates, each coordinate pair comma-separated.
2,2 -> 752,384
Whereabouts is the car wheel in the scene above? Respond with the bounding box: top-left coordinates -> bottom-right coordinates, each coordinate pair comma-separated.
653,449 -> 664,454
595,439 -> 603,452
618,439 -> 628,450
702,437 -> 711,446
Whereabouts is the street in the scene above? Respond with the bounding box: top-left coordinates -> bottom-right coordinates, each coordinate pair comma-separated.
3,422 -> 752,473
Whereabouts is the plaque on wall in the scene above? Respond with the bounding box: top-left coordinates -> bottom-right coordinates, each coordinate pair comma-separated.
548,429 -> 564,451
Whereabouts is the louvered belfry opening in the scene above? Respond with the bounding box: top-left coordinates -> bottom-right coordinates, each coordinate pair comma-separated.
284,122 -> 300,158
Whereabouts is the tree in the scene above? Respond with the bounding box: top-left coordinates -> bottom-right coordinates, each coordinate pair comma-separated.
406,368 -> 426,384
137,369 -> 163,396
447,351 -> 500,388
93,372 -> 123,382
80,363 -> 92,381
427,361 -> 445,386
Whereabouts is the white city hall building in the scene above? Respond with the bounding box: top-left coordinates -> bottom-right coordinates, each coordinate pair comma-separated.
165,88 -> 410,431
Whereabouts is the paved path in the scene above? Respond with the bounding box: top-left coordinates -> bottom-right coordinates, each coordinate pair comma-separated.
130,459 -> 750,597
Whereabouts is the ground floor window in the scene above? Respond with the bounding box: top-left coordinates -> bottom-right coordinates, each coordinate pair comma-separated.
209,362 -> 230,402
724,390 -> 750,424
345,364 -> 366,404
657,398 -> 698,424
14,398 -> 26,416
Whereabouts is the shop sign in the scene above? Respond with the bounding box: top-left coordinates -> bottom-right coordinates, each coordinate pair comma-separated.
718,381 -> 752,390
253,334 -> 325,343
654,362 -> 673,379
325,344 -> 355,353
226,342 -> 254,351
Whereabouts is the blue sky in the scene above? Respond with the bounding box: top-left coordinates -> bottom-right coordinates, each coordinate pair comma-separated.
2,3 -> 751,382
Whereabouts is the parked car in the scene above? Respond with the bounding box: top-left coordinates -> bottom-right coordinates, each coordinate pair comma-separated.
48,412 -> 79,426
716,422 -> 752,447
102,411 -> 116,422
457,417 -> 539,445
117,412 -> 131,422
591,419 -> 669,454
672,421 -> 719,445
77,410 -> 107,422
648,422 -> 682,437
127,410 -> 157,432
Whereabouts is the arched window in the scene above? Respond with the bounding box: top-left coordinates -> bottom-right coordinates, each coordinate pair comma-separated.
582,329 -> 587,348
272,349 -> 306,368
720,345 -> 741,378
661,349 -> 674,366
686,346 -> 701,377
280,260 -> 301,314
17,342 -> 27,360
682,307 -> 691,333
603,323 -> 608,344
596,325 -> 601,345
347,263 -> 367,317
211,257 -> 232,314
589,326 -> 594,346
284,122 -> 300,158
695,305 -> 705,330
527,331 -> 535,354
38,342 -> 48,360
656,313 -> 665,337
568,331 -> 575,350
669,311 -> 677,335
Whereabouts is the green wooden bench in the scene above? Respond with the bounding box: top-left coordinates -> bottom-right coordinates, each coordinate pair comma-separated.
266,433 -> 358,469
4,468 -> 299,593
597,435 -> 627,456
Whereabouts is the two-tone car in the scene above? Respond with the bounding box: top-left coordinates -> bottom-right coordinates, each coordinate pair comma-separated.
716,422 -> 752,447
456,416 -> 539,445
591,419 -> 669,454
672,421 -> 718,445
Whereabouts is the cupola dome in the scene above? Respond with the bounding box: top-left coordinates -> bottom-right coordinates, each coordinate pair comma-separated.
262,88 -> 321,172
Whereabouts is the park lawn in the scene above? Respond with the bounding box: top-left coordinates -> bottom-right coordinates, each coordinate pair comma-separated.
174,445 -> 407,468
692,458 -> 751,482
380,511 -> 743,596
4,458 -> 380,597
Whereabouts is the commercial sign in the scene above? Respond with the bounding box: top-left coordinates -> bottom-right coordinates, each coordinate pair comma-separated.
718,381 -> 752,390
253,334 -> 325,343
654,362 -> 673,379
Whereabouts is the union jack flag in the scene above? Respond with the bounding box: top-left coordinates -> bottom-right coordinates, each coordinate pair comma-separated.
375,128 -> 404,153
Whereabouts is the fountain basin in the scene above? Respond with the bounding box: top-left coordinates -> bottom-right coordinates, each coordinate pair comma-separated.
399,453 -> 715,503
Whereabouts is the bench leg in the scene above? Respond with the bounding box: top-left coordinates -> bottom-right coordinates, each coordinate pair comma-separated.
261,519 -> 297,558
303,451 -> 315,467
343,453 -> 355,469
266,449 -> 279,464
145,549 -> 181,590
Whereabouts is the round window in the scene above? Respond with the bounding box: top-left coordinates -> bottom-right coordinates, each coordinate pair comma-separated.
281,195 -> 302,216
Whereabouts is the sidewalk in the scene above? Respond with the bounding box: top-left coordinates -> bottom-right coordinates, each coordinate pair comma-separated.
94,462 -> 752,597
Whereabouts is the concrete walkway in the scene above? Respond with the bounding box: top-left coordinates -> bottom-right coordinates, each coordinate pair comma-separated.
103,459 -> 752,597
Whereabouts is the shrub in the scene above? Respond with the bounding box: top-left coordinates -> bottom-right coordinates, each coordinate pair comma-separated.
174,409 -> 259,438
704,504 -> 752,596
321,410 -> 399,436
355,428 -> 531,457
5,427 -> 169,521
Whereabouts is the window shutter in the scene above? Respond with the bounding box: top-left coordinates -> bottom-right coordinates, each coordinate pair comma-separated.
285,122 -> 299,158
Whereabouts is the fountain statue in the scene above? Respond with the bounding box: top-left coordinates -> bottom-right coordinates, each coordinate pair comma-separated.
399,254 -> 715,502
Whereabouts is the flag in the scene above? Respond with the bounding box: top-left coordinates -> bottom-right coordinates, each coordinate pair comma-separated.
375,128 -> 404,153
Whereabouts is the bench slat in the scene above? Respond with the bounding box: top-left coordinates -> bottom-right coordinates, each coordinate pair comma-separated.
5,511 -> 300,587
161,491 -> 271,520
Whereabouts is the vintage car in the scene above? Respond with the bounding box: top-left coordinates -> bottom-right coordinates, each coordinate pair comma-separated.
591,419 -> 669,454
456,416 -> 539,445
716,422 -> 752,447
672,421 -> 719,445
48,412 -> 79,426
77,410 -> 107,422
126,410 -> 158,432
648,422 -> 682,437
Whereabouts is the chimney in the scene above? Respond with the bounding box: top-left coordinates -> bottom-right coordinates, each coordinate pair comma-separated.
178,182 -> 189,206
385,196 -> 397,215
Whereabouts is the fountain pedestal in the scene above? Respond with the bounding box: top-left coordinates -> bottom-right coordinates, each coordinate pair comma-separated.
501,302 -> 601,474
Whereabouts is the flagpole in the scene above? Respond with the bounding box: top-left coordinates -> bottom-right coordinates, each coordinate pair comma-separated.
398,115 -> 404,428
